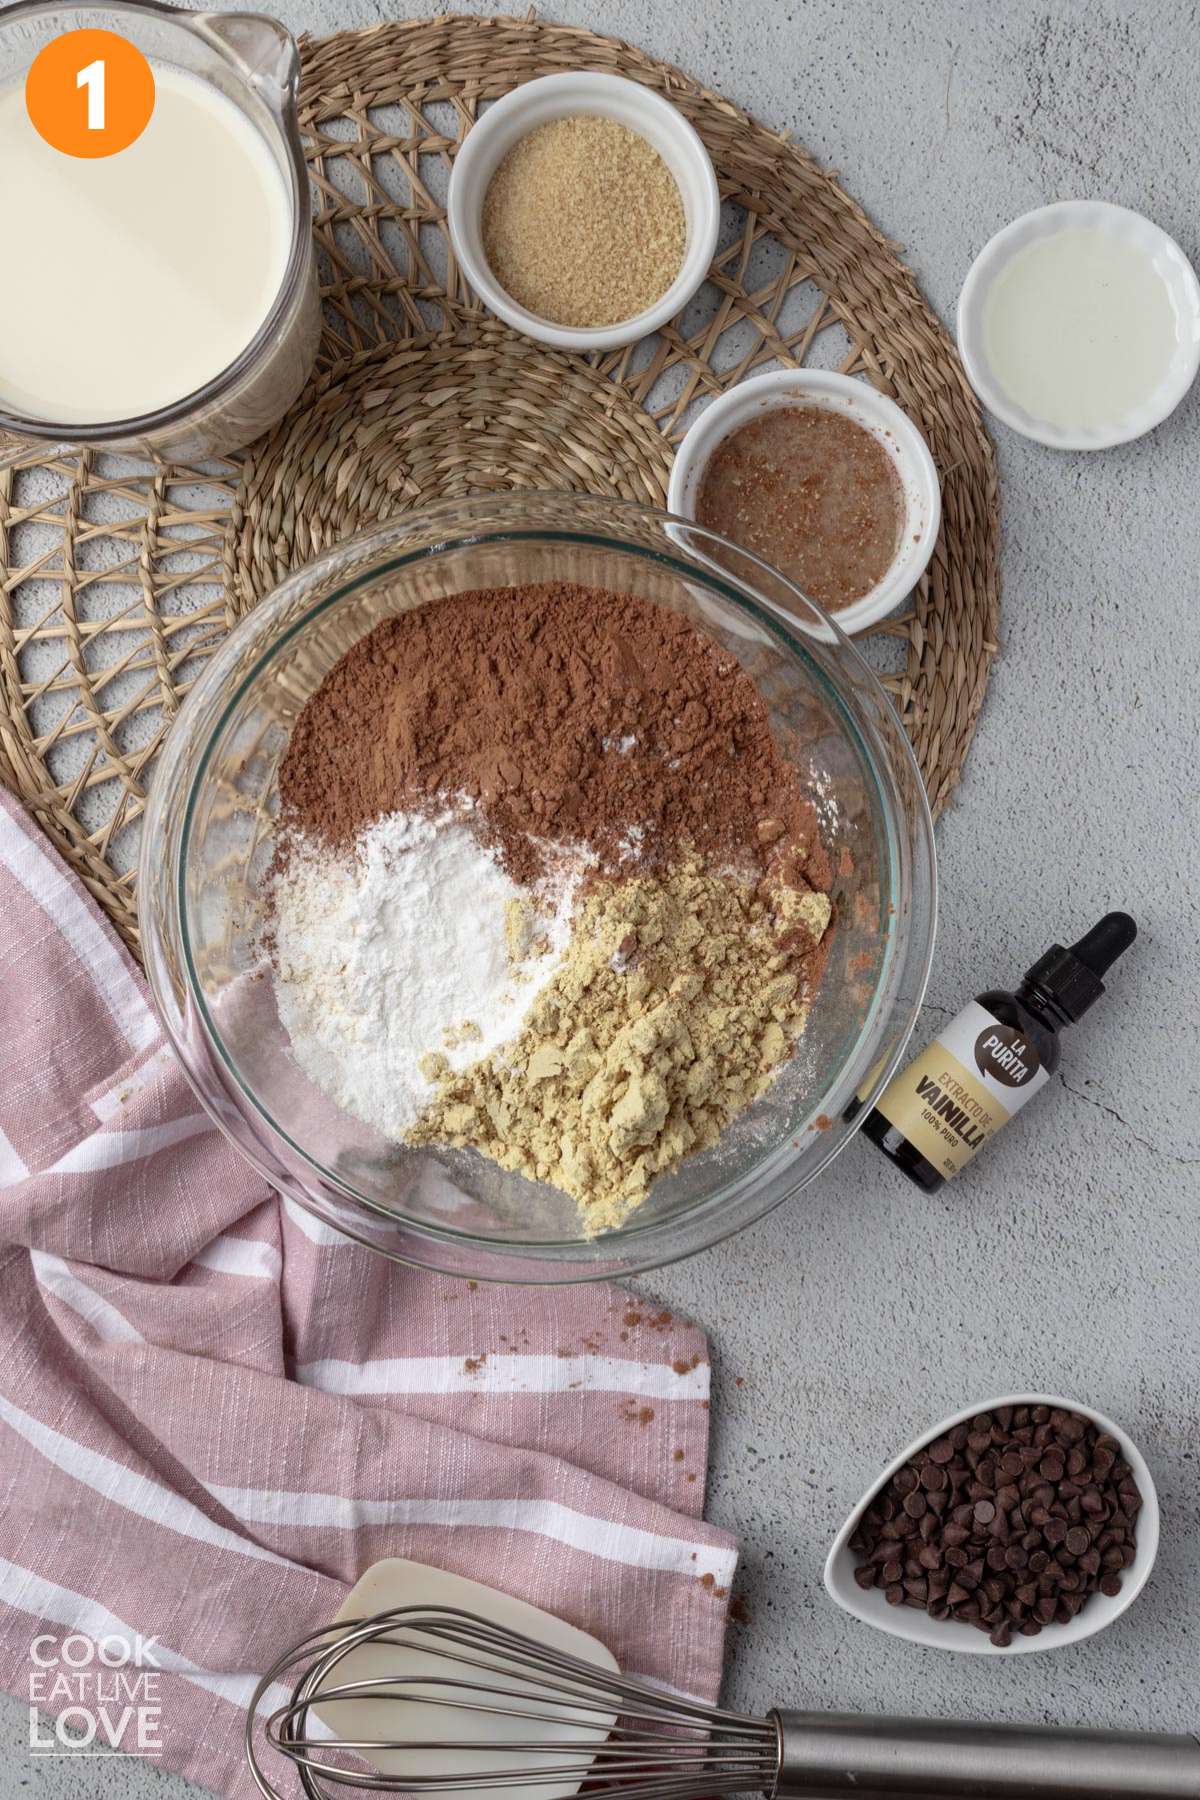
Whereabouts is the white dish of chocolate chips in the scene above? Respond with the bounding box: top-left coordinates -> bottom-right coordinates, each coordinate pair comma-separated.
824,1392 -> 1158,1655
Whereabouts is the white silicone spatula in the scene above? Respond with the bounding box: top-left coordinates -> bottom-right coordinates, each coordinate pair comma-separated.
312,1559 -> 619,1800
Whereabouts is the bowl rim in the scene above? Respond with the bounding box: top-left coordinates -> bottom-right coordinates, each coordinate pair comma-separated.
823,1390 -> 1159,1655
665,369 -> 942,636
143,494 -> 937,1279
445,70 -> 720,352
956,199 -> 1200,450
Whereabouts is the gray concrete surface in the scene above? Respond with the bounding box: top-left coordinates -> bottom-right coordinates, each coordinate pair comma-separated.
5,0 -> 1200,1791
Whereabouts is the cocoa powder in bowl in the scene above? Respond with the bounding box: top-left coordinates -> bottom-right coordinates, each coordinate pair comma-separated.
279,581 -> 828,889
271,577 -> 840,1226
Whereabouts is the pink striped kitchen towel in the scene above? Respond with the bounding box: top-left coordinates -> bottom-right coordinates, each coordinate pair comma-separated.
0,789 -> 737,1798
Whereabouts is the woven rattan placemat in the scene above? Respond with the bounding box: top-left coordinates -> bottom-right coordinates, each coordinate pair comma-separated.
0,12 -> 999,954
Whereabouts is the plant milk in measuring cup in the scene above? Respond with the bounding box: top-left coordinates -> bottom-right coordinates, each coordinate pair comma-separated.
0,3 -> 319,459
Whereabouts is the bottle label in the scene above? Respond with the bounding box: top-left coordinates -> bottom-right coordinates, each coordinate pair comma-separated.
873,1000 -> 1050,1180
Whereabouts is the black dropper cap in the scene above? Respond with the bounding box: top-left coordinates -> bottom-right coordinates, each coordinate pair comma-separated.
1023,912 -> 1137,1023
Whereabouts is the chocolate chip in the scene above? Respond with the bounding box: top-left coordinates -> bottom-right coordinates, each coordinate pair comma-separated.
846,1405 -> 1141,1645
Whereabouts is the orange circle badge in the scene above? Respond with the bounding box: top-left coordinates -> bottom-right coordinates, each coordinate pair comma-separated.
25,28 -> 155,159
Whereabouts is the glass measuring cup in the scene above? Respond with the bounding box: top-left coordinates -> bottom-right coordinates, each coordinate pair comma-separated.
0,0 -> 319,462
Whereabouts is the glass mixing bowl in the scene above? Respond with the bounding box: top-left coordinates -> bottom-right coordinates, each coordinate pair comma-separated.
140,493 -> 936,1282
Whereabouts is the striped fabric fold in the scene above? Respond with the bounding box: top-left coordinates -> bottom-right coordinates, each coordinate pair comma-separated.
0,792 -> 736,1798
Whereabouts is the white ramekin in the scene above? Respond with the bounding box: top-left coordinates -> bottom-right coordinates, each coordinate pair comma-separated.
957,200 -> 1200,450
446,71 -> 719,353
667,369 -> 940,636
824,1392 -> 1158,1656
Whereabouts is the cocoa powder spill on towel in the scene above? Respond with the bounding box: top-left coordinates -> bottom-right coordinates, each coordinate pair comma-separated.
279,581 -> 825,889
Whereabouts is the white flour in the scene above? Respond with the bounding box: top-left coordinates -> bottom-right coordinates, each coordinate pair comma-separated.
271,808 -> 577,1142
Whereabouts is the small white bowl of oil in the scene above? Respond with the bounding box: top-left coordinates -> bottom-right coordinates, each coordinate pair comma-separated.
957,200 -> 1200,450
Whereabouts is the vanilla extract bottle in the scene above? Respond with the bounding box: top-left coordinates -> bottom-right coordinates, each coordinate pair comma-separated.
862,913 -> 1137,1191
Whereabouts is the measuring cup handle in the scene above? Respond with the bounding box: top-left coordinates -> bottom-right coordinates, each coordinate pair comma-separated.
772,1709 -> 1200,1799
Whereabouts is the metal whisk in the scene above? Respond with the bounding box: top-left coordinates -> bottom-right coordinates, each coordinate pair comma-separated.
246,1605 -> 1200,1800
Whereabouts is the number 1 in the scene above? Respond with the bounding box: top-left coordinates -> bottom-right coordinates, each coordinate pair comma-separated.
76,56 -> 105,130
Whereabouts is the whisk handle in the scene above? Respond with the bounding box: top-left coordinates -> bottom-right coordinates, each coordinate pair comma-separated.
772,1709 -> 1200,1799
